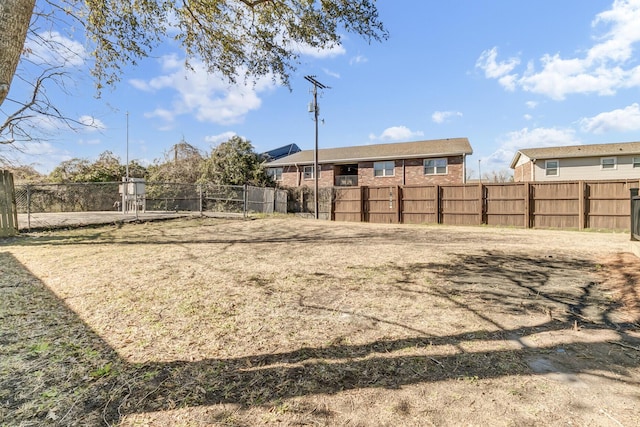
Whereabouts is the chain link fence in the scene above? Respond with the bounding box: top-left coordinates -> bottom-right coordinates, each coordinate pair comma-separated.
14,182 -> 287,230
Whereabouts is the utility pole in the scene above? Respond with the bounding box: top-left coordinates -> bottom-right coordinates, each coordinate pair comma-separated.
304,75 -> 329,219
126,111 -> 130,181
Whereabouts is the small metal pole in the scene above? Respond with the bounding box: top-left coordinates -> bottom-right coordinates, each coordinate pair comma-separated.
243,184 -> 248,218
26,185 -> 31,231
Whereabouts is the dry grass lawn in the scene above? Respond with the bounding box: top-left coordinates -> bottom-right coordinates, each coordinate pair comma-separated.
1,216 -> 639,426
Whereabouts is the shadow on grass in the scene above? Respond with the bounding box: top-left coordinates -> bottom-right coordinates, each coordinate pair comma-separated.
1,250 -> 639,425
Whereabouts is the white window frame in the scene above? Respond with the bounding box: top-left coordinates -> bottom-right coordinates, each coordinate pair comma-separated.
424,158 -> 448,175
373,161 -> 395,177
303,165 -> 315,180
601,157 -> 617,170
268,167 -> 283,181
545,159 -> 559,176
632,157 -> 640,168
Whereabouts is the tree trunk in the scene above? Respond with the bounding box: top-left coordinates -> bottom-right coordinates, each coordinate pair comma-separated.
0,0 -> 36,106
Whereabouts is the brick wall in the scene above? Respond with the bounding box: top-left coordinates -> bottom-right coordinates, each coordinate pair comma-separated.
359,156 -> 464,186
513,162 -> 532,182
279,164 -> 334,187
276,155 -> 466,188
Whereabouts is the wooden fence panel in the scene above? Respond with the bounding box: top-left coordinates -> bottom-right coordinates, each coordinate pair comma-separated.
365,186 -> 399,223
401,185 -> 437,224
440,185 -> 481,226
531,182 -> 580,229
485,183 -> 527,227
1,170 -> 18,237
330,179 -> 637,231
586,180 -> 640,230
333,187 -> 362,222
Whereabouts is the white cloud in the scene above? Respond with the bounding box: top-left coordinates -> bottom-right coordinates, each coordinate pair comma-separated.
483,127 -> 580,170
476,0 -> 640,100
78,115 -> 106,132
525,101 -> 538,109
323,68 -> 340,79
432,110 -> 463,124
129,79 -> 151,91
144,108 -> 176,123
523,114 -> 533,121
579,103 -> 640,133
132,55 -> 278,126
294,42 -> 346,59
0,141 -> 72,173
369,126 -> 424,142
24,31 -> 86,67
349,55 -> 368,65
476,47 -> 520,79
204,132 -> 238,145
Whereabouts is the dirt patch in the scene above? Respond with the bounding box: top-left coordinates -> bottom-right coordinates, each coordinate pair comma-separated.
599,252 -> 640,323
1,217 -> 639,426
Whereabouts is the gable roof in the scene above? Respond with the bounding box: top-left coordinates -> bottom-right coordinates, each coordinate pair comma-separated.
510,141 -> 640,169
265,138 -> 473,166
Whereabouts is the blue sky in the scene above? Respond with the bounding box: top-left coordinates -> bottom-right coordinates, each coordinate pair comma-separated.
2,0 -> 640,177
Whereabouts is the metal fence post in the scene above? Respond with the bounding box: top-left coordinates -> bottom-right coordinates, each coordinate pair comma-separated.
26,184 -> 31,231
198,184 -> 203,215
243,184 -> 248,218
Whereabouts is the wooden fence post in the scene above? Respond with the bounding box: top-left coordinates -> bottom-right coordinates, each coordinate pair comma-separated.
524,182 -> 531,228
0,170 -> 19,237
396,185 -> 402,224
478,182 -> 485,225
578,181 -> 586,230
360,185 -> 367,223
435,185 -> 441,224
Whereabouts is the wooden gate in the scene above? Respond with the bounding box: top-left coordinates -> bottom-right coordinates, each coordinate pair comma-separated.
1,170 -> 18,237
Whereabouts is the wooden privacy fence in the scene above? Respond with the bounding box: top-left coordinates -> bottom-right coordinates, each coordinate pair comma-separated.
332,179 -> 640,231
0,170 -> 18,237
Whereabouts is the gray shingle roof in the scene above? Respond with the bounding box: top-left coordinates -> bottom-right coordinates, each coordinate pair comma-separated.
265,138 -> 473,166
510,141 -> 640,169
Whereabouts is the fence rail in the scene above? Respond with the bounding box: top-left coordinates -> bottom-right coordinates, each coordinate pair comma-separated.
14,182 -> 287,231
332,179 -> 640,231
1,170 -> 18,237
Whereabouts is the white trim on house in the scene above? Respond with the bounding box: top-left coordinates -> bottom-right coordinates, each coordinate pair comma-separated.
303,165 -> 315,180
424,158 -> 448,175
373,161 -> 395,177
600,157 -> 617,170
545,159 -> 559,177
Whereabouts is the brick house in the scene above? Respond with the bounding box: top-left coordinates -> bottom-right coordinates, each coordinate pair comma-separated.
510,141 -> 640,182
265,138 -> 473,188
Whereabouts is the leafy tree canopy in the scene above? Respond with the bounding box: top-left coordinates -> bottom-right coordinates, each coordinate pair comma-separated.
146,141 -> 205,184
47,150 -> 146,182
202,135 -> 272,186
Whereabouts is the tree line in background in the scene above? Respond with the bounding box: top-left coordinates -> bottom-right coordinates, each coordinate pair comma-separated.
2,136 -> 275,187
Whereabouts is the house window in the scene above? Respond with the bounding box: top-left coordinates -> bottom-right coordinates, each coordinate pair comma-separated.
545,160 -> 559,176
373,161 -> 394,177
634,157 -> 640,168
267,168 -> 283,181
424,158 -> 447,175
601,157 -> 617,170
303,166 -> 315,180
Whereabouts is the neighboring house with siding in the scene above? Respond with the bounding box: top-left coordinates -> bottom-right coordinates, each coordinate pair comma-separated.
510,141 -> 640,182
265,138 -> 473,188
